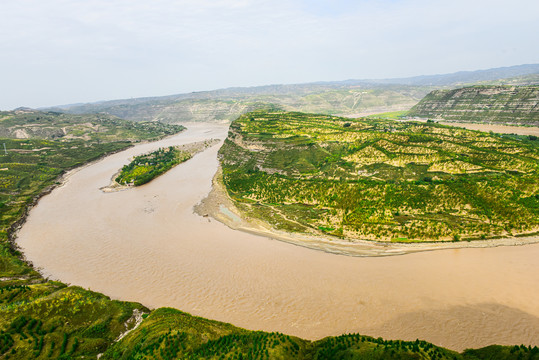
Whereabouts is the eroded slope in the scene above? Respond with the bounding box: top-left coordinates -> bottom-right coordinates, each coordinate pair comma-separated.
220,111 -> 539,242
408,85 -> 539,126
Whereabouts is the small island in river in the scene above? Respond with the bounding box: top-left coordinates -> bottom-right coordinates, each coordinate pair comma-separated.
102,139 -> 220,192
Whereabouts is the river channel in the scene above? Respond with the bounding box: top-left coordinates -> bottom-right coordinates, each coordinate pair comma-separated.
16,123 -> 539,351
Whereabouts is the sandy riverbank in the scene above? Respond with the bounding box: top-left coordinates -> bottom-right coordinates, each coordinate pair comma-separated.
7,144 -> 133,251
436,121 -> 539,136
404,118 -> 539,136
195,168 -> 539,257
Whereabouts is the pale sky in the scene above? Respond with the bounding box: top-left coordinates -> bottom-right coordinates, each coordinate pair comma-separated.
1,0 -> 538,110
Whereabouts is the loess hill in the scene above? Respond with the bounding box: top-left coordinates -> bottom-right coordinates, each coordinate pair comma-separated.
0,109 -> 184,252
408,85 -> 539,126
0,111 -> 183,359
219,111 -> 539,242
0,109 -> 184,141
1,109 -> 538,358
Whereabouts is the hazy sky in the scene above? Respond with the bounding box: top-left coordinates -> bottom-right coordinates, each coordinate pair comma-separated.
1,0 -> 538,110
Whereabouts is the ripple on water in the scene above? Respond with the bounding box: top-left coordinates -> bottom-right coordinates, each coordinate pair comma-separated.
15,123 -> 539,351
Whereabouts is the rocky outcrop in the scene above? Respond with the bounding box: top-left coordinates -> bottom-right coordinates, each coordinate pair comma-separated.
408,85 -> 539,126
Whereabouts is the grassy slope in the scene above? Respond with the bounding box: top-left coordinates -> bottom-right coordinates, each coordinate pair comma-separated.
1,110 -> 538,358
103,308 -> 539,360
0,138 -> 131,277
220,111 -> 539,241
408,85 -> 539,126
0,283 -> 146,359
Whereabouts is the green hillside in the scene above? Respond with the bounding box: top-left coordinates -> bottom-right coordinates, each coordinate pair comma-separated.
0,113 -> 184,359
1,110 -> 538,358
103,307 -> 539,360
408,85 -> 539,126
0,109 -> 184,141
220,111 -> 539,242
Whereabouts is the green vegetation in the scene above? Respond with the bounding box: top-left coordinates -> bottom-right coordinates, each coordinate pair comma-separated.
0,109 -> 184,141
0,283 -> 146,359
1,298 -> 537,359
366,110 -> 409,120
408,85 -> 539,126
115,147 -> 191,186
1,109 -> 538,358
220,111 -> 539,241
103,308 -> 539,360
0,111 -> 182,358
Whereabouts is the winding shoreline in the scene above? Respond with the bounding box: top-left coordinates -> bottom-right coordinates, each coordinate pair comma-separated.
8,130 -> 189,266
7,145 -> 133,257
14,123 -> 539,350
195,167 -> 539,257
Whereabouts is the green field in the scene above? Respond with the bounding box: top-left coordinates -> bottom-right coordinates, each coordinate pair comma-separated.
0,284 -> 146,359
366,111 -> 409,120
219,111 -> 539,241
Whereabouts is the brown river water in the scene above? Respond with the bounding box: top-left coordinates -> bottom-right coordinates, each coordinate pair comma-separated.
16,123 -> 539,351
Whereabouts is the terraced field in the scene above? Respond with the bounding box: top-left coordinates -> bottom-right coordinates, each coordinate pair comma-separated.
1,112 -> 538,358
103,308 -> 537,360
408,85 -> 539,126
0,113 -> 184,359
220,111 -> 539,242
0,109 -> 184,141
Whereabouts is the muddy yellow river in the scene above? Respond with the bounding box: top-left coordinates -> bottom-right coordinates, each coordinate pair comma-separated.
16,123 -> 539,351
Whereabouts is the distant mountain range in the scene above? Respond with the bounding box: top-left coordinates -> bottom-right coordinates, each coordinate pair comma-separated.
44,64 -> 539,123
355,63 -> 539,86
